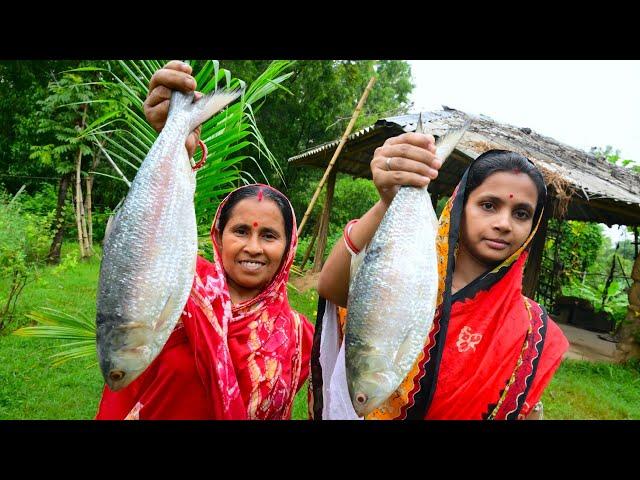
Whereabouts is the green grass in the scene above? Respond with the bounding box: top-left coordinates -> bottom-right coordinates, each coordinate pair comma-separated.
0,336 -> 103,419
2,243 -> 638,420
541,359 -> 640,419
0,242 -> 102,331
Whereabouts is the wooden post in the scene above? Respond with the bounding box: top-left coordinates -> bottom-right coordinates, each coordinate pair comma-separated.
615,250 -> 640,361
297,76 -> 376,237
300,218 -> 321,270
522,201 -> 551,300
312,169 -> 338,273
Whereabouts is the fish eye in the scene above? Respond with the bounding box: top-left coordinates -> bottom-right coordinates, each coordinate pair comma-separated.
355,393 -> 368,404
109,370 -> 126,382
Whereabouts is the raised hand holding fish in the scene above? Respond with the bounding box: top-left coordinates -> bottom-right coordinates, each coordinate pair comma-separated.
144,60 -> 202,159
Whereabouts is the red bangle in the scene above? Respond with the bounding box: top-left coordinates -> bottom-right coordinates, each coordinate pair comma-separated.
192,139 -> 208,171
343,219 -> 361,255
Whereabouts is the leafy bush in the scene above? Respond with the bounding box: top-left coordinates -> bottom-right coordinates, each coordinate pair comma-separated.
562,279 -> 629,329
0,189 -> 53,328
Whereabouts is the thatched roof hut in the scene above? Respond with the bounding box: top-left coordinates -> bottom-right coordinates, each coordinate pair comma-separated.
289,108 -> 640,360
289,108 -> 640,225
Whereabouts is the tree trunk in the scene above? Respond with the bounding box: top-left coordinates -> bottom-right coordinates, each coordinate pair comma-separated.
86,175 -> 93,251
74,147 -> 88,258
615,252 -> 640,362
522,199 -> 551,300
74,103 -> 91,258
300,217 -> 321,271
47,172 -> 73,265
85,149 -> 101,252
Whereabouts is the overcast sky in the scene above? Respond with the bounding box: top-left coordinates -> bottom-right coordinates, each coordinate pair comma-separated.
408,60 -> 640,243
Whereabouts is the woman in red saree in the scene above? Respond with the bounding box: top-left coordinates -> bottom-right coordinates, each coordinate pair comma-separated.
96,183 -> 314,420
313,132 -> 569,420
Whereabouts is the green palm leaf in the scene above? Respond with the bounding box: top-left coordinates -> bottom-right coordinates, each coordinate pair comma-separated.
13,308 -> 97,367
86,59 -> 293,218
16,60 -> 294,365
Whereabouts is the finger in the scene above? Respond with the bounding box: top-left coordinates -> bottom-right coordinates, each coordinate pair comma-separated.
373,169 -> 431,190
380,143 -> 440,168
144,100 -> 170,131
385,132 -> 436,149
383,156 -> 440,180
162,60 -> 193,74
145,85 -> 172,108
148,68 -> 196,95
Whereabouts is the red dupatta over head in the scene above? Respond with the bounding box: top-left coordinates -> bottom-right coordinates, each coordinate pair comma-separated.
97,184 -> 313,420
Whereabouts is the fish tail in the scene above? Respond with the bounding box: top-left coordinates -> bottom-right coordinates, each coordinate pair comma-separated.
434,118 -> 472,163
189,88 -> 244,132
168,87 -> 244,132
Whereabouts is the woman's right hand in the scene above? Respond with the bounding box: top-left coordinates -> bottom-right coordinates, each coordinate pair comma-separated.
370,132 -> 441,207
143,60 -> 202,158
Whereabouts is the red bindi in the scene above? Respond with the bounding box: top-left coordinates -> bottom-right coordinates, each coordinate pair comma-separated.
253,222 -> 258,227
509,193 -> 514,198
512,168 -> 521,174
257,189 -> 264,202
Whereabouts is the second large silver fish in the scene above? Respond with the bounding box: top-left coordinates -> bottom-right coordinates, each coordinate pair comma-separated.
345,117 -> 469,417
96,88 -> 242,391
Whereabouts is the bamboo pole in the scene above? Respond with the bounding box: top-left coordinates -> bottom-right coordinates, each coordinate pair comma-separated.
297,76 -> 376,237
312,169 -> 337,273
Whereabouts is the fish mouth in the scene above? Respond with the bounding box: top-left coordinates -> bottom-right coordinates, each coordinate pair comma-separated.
348,371 -> 396,417
105,369 -> 141,391
96,317 -> 154,392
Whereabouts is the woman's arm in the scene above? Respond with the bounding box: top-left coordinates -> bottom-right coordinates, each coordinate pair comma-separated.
317,132 -> 441,307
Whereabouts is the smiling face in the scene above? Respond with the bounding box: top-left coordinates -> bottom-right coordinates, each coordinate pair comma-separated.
460,170 -> 539,267
216,197 -> 287,304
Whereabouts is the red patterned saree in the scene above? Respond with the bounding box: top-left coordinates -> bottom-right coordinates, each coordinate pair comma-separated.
311,165 -> 569,420
97,184 -> 314,420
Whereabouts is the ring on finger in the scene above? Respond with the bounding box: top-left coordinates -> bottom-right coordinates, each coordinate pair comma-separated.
386,156 -> 393,171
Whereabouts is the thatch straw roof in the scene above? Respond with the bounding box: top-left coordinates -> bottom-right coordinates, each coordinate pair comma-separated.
289,109 -> 640,226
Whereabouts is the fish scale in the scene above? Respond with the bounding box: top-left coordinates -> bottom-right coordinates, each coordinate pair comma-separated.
345,116 -> 470,417
96,88 -> 242,391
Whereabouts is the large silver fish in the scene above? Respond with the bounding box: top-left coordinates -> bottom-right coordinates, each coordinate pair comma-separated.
345,116 -> 470,417
96,88 -> 242,391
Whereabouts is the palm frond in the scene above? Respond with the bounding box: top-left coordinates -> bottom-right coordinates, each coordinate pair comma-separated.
13,308 -> 97,367
90,59 -> 293,221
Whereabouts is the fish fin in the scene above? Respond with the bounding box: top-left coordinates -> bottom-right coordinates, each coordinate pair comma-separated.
393,329 -> 415,368
188,88 -> 244,131
153,293 -> 179,332
103,197 -> 125,245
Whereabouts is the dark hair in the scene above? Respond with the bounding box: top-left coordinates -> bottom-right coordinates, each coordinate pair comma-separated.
217,185 -> 294,253
463,149 -> 547,222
